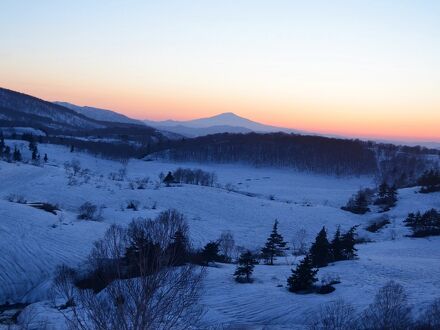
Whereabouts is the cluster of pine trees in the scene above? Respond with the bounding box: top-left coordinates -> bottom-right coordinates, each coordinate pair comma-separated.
287,226 -> 357,293
0,132 -> 48,163
418,169 -> 440,193
373,182 -> 398,212
160,168 -> 217,187
342,183 -> 398,215
405,209 -> 440,237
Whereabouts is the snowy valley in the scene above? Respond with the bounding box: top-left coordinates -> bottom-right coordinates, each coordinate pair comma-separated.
0,138 -> 439,329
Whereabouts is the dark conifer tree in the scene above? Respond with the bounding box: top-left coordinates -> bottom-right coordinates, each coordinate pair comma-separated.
4,146 -> 11,161
310,227 -> 331,267
261,220 -> 288,265
167,229 -> 188,266
331,226 -> 344,262
13,147 -> 22,162
0,132 -> 4,156
201,241 -> 220,265
234,250 -> 257,283
163,171 -> 175,186
287,254 -> 318,293
32,146 -> 38,161
340,226 -> 358,260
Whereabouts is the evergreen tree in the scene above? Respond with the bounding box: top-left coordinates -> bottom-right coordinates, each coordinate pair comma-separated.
4,146 -> 11,161
32,146 -> 38,161
43,153 -> 48,162
331,226 -> 344,262
234,250 -> 257,283
309,227 -> 331,267
167,229 -> 188,266
261,220 -> 288,265
0,132 -> 4,156
342,189 -> 370,214
340,226 -> 358,260
13,147 -> 22,162
28,139 -> 36,152
163,171 -> 175,186
201,241 -> 220,265
287,254 -> 318,293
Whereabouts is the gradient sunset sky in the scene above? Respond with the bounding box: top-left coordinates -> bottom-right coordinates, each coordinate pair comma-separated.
1,1 -> 439,141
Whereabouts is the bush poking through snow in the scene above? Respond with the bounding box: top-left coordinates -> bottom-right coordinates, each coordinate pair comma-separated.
341,188 -> 373,214
308,299 -> 358,330
52,264 -> 77,309
126,200 -> 140,211
366,215 -> 391,233
360,281 -> 412,330
5,193 -> 27,204
77,202 -> 102,221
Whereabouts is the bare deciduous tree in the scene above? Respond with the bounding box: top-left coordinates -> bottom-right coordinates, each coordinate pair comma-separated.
57,209 -> 205,330
360,281 -> 413,330
308,299 -> 358,330
218,231 -> 235,261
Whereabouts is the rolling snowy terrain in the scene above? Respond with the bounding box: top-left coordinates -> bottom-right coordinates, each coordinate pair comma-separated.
0,141 -> 439,328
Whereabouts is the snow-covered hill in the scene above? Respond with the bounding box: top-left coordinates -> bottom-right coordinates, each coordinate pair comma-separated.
1,141 -> 440,328
54,101 -> 144,126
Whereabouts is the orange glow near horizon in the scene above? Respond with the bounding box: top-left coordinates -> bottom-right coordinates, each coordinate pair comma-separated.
1,1 -> 439,142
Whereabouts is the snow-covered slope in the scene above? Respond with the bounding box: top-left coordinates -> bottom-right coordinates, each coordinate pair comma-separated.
1,142 -> 439,328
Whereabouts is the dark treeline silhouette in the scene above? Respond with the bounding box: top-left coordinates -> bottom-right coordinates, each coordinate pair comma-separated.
151,132 -> 439,178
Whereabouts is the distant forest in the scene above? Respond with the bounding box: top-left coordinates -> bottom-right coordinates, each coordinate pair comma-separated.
151,133 -> 440,184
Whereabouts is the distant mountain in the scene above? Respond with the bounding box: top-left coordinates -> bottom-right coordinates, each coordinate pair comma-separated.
54,101 -> 143,125
144,112 -> 303,137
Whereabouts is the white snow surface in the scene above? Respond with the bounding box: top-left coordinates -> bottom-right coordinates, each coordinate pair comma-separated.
0,142 -> 439,328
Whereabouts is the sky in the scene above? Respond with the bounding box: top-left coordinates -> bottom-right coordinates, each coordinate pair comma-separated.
0,0 -> 439,141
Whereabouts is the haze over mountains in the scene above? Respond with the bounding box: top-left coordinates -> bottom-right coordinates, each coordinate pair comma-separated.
0,86 -> 438,149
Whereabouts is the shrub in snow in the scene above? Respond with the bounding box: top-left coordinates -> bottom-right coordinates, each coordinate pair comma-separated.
360,281 -> 413,330
52,264 -> 77,308
218,231 -> 235,262
64,160 -> 91,185
341,188 -> 373,214
366,215 -> 390,233
292,227 -> 308,256
108,167 -> 127,181
126,200 -> 140,211
416,298 -> 440,329
77,202 -> 102,221
5,193 -> 27,204
308,299 -> 358,330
